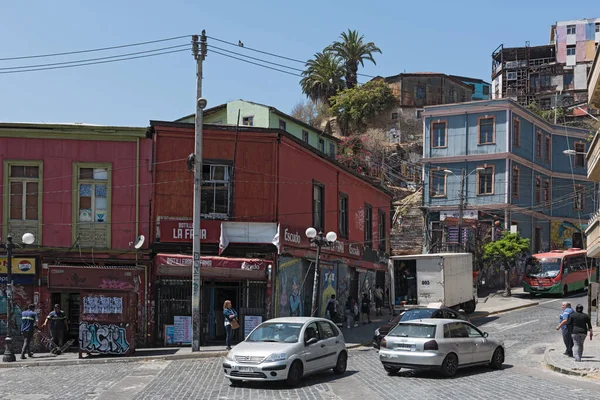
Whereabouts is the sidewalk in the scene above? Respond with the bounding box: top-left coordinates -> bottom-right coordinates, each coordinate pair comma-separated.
471,286 -> 539,320
545,332 -> 600,378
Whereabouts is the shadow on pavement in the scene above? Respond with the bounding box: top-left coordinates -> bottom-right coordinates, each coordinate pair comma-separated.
232,370 -> 358,389
84,348 -> 180,359
389,364 -> 514,379
470,316 -> 500,327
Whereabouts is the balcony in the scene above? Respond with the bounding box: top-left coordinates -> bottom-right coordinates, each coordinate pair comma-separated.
586,212 -> 600,258
588,133 -> 600,181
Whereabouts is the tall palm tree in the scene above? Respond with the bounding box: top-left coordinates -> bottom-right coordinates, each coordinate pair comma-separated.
300,51 -> 346,106
327,29 -> 382,89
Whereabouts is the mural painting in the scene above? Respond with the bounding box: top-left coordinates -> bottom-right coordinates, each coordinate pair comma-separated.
320,265 -> 337,318
79,322 -> 130,354
0,282 -> 33,337
550,221 -> 586,250
276,257 -> 305,317
336,265 -> 351,314
359,270 -> 375,309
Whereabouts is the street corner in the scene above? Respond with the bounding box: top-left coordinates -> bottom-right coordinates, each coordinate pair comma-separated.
544,346 -> 600,378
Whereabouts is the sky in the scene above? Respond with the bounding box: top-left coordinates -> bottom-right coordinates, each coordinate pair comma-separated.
0,1 -> 594,127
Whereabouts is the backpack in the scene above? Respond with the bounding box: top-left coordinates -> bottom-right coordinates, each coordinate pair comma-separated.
327,300 -> 336,312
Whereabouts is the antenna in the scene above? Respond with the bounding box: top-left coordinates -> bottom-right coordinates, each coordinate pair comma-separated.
134,235 -> 145,250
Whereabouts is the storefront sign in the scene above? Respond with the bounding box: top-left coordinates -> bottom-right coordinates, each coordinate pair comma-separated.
159,219 -> 221,243
244,315 -> 262,338
48,266 -> 139,290
348,244 -> 361,257
330,240 -> 345,254
154,254 -> 268,280
0,275 -> 34,284
283,227 -> 302,244
0,257 -> 35,275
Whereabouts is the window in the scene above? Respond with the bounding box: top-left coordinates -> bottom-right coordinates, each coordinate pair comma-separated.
448,87 -> 455,102
8,164 -> 40,221
477,166 -> 494,195
242,116 -> 254,126
574,142 -> 585,167
329,143 -> 335,158
564,72 -> 574,89
430,169 -> 447,197
313,182 -> 324,230
544,179 -> 551,205
318,139 -> 325,153
364,204 -> 372,248
567,25 -> 576,35
512,118 -> 520,147
478,116 -> 495,144
507,72 -> 517,80
416,85 -> 426,99
201,164 -> 231,215
545,136 -> 551,162
482,85 -> 490,95
74,164 -> 111,248
536,131 -> 542,158
279,119 -> 287,131
416,109 -> 424,119
447,323 -> 469,338
378,210 -> 386,252
431,121 -> 447,148
339,193 -> 349,238
596,23 -> 600,33
574,185 -> 585,210
317,321 -> 338,338
463,323 -> 484,338
535,177 -> 542,204
511,166 -> 519,198
302,130 -> 309,143
391,112 -> 398,120
566,45 -> 576,56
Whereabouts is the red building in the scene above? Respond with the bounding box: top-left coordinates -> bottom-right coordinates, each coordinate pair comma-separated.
148,121 -> 392,346
0,123 -> 152,353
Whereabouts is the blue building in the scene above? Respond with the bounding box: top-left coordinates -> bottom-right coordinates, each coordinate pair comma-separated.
422,98 -> 594,254
450,75 -> 491,101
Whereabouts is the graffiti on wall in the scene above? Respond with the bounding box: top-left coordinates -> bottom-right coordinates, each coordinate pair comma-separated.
550,221 -> 586,250
79,322 -> 130,354
276,257 -> 304,317
336,265 -> 350,313
320,265 -> 337,318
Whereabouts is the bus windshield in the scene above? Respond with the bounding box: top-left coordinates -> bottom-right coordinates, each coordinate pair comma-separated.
526,257 -> 562,278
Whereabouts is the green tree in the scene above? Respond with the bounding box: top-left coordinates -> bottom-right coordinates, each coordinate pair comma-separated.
526,101 -> 566,124
300,51 -> 346,106
327,29 -> 382,89
329,80 -> 396,135
483,233 -> 530,296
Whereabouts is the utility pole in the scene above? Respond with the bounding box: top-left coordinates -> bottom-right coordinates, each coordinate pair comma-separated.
191,31 -> 207,352
458,168 -> 466,250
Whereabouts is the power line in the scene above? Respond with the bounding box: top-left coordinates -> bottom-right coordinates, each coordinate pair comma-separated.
209,49 -> 302,77
207,45 -> 304,73
0,34 -> 190,61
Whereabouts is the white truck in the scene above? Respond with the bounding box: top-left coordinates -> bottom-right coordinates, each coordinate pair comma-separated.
388,253 -> 477,314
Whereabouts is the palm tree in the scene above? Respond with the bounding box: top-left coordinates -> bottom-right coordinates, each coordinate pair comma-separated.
300,51 -> 346,106
327,29 -> 382,89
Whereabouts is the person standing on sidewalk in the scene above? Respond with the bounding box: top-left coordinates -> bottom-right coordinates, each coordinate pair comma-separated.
326,294 -> 338,323
344,296 -> 354,329
20,304 -> 37,359
558,304 -> 593,362
361,293 -> 371,324
223,300 -> 238,351
374,286 -> 384,316
557,302 -> 574,357
42,304 -> 68,354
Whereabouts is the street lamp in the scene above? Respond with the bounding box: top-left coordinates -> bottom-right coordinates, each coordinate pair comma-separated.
305,228 -> 337,317
2,232 -> 35,363
444,167 -> 485,248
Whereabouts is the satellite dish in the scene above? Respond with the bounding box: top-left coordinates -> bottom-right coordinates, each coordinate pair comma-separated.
134,235 -> 145,250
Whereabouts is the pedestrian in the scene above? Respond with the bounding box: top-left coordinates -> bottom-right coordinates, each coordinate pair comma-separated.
557,302 -> 574,357
20,304 -> 37,360
344,296 -> 354,328
41,304 -> 68,354
352,297 -> 360,327
223,300 -> 238,350
374,286 -> 384,316
361,292 -> 371,324
326,294 -> 338,323
557,304 -> 593,362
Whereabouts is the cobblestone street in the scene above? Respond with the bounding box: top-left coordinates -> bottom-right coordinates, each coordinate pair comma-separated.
2,293 -> 598,400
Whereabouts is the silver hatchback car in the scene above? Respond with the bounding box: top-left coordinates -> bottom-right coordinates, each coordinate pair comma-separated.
223,317 -> 347,386
379,319 -> 504,377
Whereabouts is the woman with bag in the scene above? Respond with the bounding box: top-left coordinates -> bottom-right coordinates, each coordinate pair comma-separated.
223,300 -> 239,350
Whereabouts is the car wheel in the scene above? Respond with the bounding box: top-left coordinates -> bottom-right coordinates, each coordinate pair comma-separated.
440,353 -> 459,377
333,351 -> 347,375
463,300 -> 476,314
229,379 -> 242,386
384,365 -> 401,374
489,347 -> 504,370
285,360 -> 303,387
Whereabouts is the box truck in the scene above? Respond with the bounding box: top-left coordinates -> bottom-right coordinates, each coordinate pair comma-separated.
389,253 -> 477,314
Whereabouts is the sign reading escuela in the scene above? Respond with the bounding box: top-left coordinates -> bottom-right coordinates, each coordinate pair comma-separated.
0,257 -> 35,275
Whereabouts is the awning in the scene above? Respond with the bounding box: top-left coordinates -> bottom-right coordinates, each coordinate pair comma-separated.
154,253 -> 269,280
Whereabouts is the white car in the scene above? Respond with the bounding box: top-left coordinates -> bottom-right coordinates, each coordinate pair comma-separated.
223,317 -> 347,386
379,319 -> 504,377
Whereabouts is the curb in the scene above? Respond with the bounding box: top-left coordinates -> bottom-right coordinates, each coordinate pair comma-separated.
544,347 -> 592,377
470,302 -> 540,320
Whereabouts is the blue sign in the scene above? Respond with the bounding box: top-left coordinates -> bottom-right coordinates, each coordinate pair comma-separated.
0,275 -> 35,284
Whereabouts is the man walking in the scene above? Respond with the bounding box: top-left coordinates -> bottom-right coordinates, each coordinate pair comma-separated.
42,304 -> 68,354
20,304 -> 37,359
558,304 -> 593,362
558,302 -> 574,357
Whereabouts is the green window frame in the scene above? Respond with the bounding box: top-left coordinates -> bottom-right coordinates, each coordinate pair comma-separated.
72,163 -> 111,248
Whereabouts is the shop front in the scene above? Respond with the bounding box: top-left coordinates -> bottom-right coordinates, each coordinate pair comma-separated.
153,254 -> 271,346
41,265 -> 145,355
0,257 -> 37,344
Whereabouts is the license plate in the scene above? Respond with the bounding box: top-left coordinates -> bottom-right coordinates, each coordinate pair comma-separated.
238,366 -> 254,372
395,344 -> 416,351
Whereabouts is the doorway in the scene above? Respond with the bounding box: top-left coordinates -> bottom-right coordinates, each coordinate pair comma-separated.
206,282 -> 240,342
49,292 -> 80,346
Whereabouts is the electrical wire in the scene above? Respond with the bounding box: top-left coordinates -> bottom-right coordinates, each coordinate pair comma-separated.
209,49 -> 302,77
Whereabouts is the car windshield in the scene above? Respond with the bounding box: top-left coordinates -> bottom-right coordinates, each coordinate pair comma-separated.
400,309 -> 435,321
246,323 -> 302,343
388,323 -> 436,338
526,257 -> 562,278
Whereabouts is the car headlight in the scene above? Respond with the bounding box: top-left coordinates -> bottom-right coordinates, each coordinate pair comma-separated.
264,353 -> 287,362
374,328 -> 380,336
225,351 -> 234,361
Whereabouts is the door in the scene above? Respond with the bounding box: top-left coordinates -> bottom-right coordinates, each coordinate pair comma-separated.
301,322 -> 326,373
446,322 -> 475,365
463,323 -> 494,363
317,321 -> 341,368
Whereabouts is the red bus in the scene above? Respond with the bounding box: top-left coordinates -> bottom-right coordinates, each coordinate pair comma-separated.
523,248 -> 597,296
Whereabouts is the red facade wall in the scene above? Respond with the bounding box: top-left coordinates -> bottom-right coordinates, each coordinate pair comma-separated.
0,136 -> 152,250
